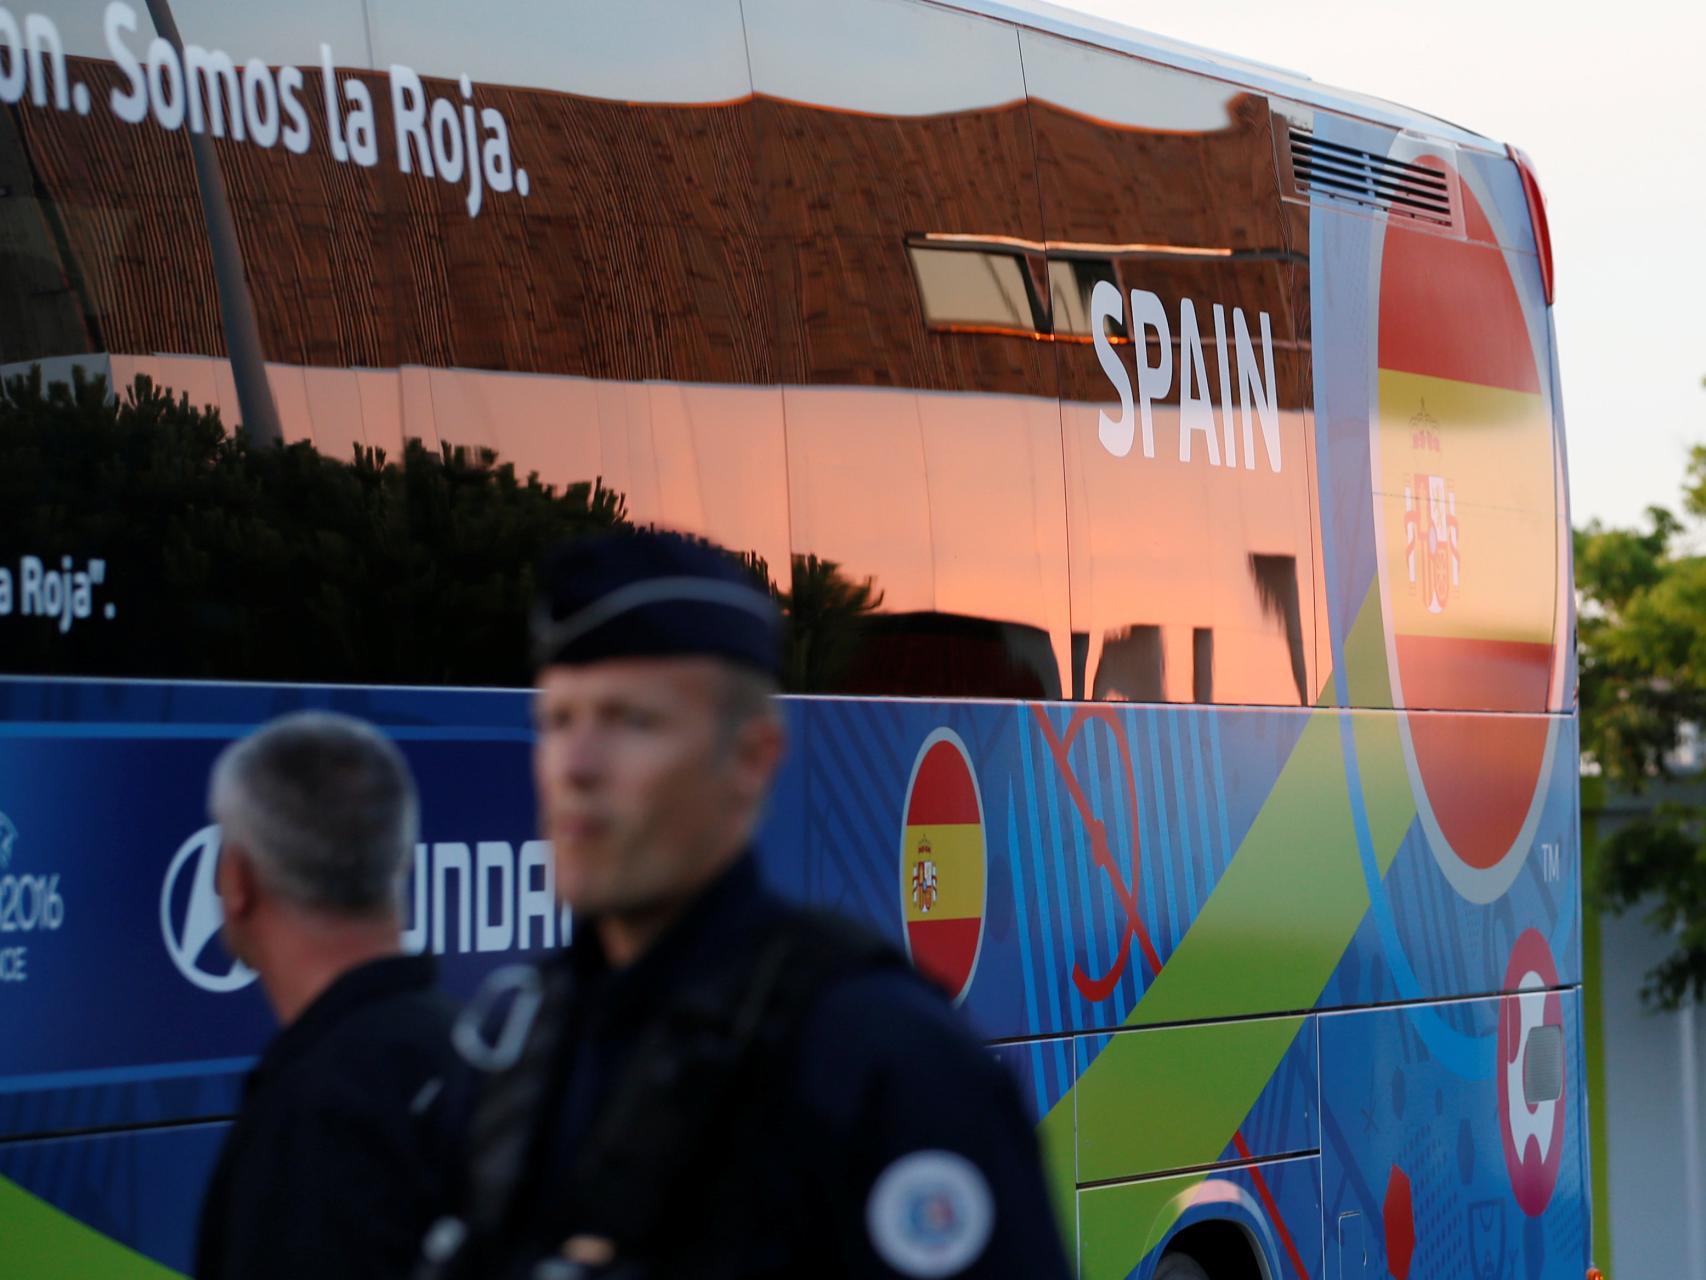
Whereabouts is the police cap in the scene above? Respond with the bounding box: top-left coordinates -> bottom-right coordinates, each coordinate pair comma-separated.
532,531 -> 782,678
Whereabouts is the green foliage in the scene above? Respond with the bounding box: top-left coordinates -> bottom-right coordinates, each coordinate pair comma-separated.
777,553 -> 885,693
1577,443 -> 1706,1007
1596,803 -> 1706,1008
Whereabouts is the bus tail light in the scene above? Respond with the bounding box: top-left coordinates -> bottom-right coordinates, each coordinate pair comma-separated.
1508,144 -> 1554,306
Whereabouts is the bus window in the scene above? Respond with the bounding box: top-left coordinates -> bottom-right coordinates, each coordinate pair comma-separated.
1049,256 -> 1122,339
907,243 -> 1047,339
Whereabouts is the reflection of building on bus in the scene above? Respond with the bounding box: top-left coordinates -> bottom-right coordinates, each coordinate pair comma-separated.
0,23 -> 1323,706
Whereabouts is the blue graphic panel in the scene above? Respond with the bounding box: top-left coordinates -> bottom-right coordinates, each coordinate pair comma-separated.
0,678 -> 551,1137
2,677 -> 1583,1119
1322,714 -> 1581,1085
990,1039 -> 1075,1128
0,675 -> 1586,1273
762,698 -> 1313,1043
1320,995 -> 1588,1280
0,1121 -> 226,1273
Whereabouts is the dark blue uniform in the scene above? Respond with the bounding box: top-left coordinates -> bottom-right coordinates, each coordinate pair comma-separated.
197,955 -> 466,1280
459,857 -> 1069,1279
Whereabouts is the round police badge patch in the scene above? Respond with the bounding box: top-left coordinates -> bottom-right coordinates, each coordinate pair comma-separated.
866,1149 -> 993,1277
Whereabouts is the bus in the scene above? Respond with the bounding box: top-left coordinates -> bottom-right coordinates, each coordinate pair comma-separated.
0,1 -> 1586,1277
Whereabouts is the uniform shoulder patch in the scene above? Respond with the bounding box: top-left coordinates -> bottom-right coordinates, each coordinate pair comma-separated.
865,1148 -> 994,1277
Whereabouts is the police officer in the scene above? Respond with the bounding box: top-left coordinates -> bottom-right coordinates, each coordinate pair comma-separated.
425,532 -> 1070,1280
197,712 -> 467,1280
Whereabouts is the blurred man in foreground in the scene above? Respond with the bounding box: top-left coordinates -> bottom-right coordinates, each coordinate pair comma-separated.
197,711 -> 464,1280
425,531 -> 1069,1279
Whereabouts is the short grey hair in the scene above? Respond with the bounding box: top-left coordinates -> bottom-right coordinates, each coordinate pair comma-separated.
209,712 -> 418,917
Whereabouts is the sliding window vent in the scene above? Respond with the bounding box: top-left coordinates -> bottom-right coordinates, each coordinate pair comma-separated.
1289,127 -> 1455,228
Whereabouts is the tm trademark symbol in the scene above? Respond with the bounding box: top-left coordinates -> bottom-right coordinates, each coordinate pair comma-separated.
1539,842 -> 1561,882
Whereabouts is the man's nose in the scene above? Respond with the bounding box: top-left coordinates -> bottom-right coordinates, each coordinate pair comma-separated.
556,725 -> 607,786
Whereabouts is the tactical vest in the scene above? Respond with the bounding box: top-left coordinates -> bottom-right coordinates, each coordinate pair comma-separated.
421,908 -> 902,1280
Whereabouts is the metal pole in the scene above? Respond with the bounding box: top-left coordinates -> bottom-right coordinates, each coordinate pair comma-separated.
1681,998 -> 1705,1279
142,0 -> 283,447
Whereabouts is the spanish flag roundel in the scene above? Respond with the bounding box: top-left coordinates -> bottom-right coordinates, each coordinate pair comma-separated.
899,729 -> 987,1004
1374,151 -> 1561,902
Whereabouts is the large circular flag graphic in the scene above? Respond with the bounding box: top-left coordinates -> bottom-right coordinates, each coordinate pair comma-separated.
1373,151 -> 1563,903
1496,929 -> 1566,1217
899,729 -> 987,1005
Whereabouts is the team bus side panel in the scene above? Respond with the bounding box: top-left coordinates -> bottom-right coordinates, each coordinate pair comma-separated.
0,1 -> 1586,1277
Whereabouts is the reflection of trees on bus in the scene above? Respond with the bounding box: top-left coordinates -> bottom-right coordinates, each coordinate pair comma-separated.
0,372 -> 904,692
770,552 -> 884,695
3,370 -> 1303,706
2,369 -> 1306,703
0,370 -> 626,685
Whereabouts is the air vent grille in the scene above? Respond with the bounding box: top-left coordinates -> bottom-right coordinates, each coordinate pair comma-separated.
1290,127 -> 1453,226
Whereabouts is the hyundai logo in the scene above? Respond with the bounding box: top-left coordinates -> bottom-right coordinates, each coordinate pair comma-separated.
160,825 -> 256,994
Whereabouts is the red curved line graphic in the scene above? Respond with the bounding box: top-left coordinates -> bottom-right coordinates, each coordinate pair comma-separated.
1233,1132 -> 1312,1280
1034,709 -> 1308,1276
1030,705 -> 1162,991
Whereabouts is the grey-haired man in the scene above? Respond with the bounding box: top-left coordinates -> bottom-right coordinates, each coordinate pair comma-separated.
195,711 -> 466,1280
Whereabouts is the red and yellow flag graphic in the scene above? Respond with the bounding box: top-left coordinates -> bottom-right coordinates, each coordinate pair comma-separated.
1376,157 -> 1559,871
900,732 -> 986,1002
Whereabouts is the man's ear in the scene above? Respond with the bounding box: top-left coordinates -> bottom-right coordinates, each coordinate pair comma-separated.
217,839 -> 261,923
731,709 -> 787,802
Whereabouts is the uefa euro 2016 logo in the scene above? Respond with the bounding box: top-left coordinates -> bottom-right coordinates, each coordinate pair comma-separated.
0,812 -> 16,871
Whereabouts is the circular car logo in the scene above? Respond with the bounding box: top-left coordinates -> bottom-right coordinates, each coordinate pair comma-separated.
160,825 -> 256,994
898,729 -> 987,1005
1496,929 -> 1565,1216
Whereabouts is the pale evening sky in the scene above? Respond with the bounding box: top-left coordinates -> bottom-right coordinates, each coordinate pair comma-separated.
1059,0 -> 1706,532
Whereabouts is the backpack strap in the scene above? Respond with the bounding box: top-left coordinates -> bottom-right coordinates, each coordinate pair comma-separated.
563,909 -> 902,1255
415,960 -> 580,1280
466,963 -> 577,1236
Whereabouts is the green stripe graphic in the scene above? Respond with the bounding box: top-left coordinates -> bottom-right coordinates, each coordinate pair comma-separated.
0,1176 -> 184,1279
1039,587 -> 1420,1277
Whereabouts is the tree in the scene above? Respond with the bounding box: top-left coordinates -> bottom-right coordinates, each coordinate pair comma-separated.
1576,444 -> 1706,1008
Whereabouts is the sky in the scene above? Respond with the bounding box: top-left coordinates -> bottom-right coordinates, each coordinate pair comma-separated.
1058,0 -> 1706,531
